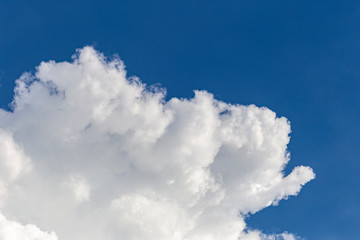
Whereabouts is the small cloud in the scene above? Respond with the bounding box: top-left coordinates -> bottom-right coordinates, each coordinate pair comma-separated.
63,173 -> 91,203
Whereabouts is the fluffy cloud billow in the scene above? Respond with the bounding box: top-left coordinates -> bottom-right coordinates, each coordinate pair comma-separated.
0,47 -> 315,240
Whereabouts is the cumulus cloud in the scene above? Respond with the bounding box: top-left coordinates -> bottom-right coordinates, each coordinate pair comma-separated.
0,47 -> 315,240
0,212 -> 57,240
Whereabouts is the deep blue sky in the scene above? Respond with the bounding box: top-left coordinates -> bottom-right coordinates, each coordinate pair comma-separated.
0,1 -> 359,239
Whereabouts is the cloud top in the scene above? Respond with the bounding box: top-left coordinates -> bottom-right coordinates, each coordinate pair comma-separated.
0,47 -> 314,240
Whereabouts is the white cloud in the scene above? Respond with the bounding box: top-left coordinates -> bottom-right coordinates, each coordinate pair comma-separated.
0,129 -> 31,181
63,173 -> 91,203
0,46 -> 315,240
0,212 -> 57,240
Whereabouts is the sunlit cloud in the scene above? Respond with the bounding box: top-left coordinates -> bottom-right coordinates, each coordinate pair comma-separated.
0,47 -> 314,240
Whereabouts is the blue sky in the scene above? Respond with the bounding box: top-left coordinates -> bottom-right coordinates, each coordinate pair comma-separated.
0,0 -> 359,239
